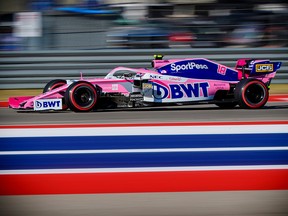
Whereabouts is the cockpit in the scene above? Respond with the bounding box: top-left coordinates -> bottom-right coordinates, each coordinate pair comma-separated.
105,68 -> 138,79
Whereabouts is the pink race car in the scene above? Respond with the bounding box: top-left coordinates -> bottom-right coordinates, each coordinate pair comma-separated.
9,55 -> 281,112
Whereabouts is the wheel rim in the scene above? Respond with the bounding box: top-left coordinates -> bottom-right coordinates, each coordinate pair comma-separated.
73,86 -> 95,108
244,83 -> 265,105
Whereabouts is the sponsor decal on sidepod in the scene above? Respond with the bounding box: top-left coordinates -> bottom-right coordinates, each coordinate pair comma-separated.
153,83 -> 209,100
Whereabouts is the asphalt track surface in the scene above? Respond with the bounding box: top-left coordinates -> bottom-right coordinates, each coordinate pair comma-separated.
1,191 -> 288,216
1,102 -> 288,125
1,102 -> 288,216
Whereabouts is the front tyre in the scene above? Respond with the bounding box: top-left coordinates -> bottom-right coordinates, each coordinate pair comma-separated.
65,81 -> 97,112
43,79 -> 68,110
43,79 -> 67,93
235,79 -> 269,109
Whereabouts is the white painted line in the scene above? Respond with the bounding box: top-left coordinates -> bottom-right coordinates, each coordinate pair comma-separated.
1,146 -> 288,155
0,125 -> 288,137
1,165 -> 288,175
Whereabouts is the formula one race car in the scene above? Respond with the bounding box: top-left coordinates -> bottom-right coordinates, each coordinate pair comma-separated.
9,55 -> 281,112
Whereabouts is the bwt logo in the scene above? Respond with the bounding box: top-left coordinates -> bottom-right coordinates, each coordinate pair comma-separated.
171,62 -> 208,72
35,101 -> 43,108
36,100 -> 61,108
256,64 -> 273,72
34,99 -> 62,110
170,83 -> 209,99
153,82 -> 209,99
153,83 -> 169,99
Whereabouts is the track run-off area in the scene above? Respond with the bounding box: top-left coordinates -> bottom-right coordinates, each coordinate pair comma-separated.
0,100 -> 288,216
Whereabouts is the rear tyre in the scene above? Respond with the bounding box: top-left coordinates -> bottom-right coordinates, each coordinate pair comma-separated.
234,79 -> 269,109
65,81 -> 97,112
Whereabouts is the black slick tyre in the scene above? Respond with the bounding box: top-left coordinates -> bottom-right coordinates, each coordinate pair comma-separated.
65,81 -> 97,112
43,79 -> 67,93
234,79 -> 269,109
43,79 -> 68,110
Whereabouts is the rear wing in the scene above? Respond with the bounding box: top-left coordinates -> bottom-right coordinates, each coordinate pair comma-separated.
251,61 -> 281,75
235,59 -> 281,79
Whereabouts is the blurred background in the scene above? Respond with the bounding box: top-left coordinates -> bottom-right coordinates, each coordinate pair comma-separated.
0,0 -> 287,51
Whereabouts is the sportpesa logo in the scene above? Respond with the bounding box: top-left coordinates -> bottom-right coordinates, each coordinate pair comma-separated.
171,62 -> 208,72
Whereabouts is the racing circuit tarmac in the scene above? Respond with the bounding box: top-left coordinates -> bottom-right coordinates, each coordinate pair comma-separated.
1,191 -> 288,216
1,102 -> 288,216
0,102 -> 288,125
